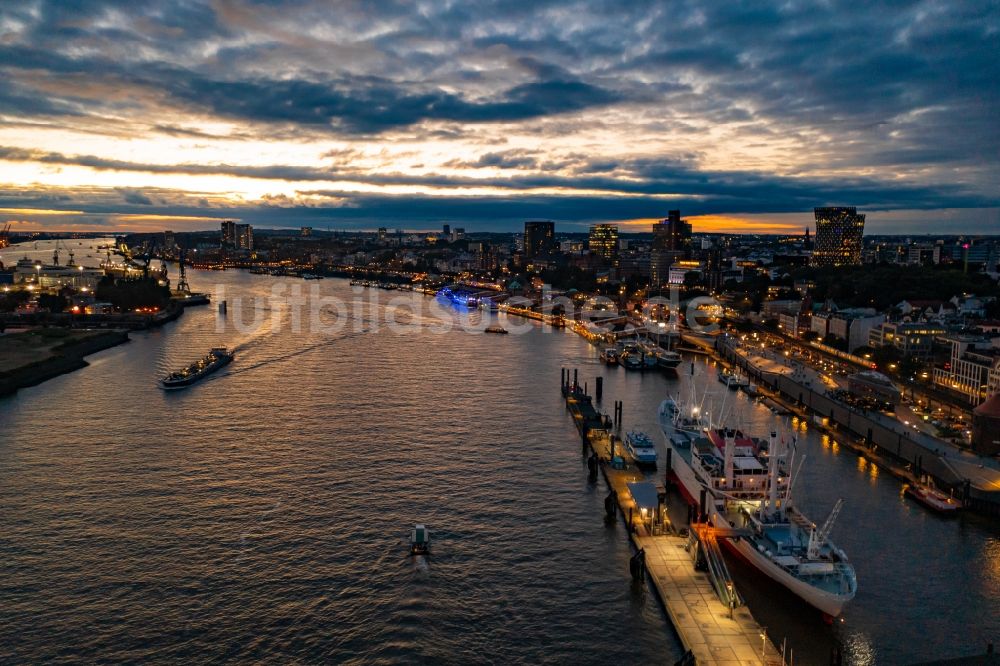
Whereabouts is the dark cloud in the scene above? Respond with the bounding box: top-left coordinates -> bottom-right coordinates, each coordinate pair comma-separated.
118,189 -> 153,206
0,145 -> 994,214
0,0 -> 996,229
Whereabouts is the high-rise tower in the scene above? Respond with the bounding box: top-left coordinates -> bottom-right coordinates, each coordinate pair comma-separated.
812,207 -> 864,267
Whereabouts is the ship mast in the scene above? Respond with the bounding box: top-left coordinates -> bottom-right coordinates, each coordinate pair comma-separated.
767,431 -> 780,517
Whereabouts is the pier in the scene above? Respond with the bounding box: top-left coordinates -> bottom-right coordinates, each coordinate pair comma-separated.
561,369 -> 784,665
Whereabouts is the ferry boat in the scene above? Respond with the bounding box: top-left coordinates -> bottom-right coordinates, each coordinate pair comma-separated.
485,324 -> 508,335
410,524 -> 430,555
160,348 -> 233,390
657,399 -> 856,618
624,431 -> 658,468
904,477 -> 962,514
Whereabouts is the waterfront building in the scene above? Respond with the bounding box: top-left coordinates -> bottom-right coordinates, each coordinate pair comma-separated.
588,224 -> 619,261
235,224 -> 254,251
524,221 -> 555,260
220,220 -> 236,248
811,207 -> 865,267
933,335 -> 1000,404
868,322 -> 947,359
13,263 -> 104,290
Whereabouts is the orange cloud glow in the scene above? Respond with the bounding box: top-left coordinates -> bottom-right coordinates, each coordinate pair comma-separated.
618,213 -> 809,235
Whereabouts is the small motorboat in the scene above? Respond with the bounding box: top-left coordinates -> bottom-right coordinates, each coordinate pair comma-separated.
485,325 -> 508,334
410,524 -> 431,555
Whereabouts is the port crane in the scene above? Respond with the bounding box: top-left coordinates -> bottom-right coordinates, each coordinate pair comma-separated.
0,222 -> 10,248
176,248 -> 190,293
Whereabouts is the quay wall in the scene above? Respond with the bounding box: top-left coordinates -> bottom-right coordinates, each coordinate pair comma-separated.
718,342 -> 1000,515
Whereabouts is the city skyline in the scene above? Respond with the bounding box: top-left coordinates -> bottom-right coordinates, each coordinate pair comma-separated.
0,1 -> 998,234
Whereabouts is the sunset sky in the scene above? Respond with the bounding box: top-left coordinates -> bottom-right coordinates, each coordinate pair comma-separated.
0,1 -> 997,234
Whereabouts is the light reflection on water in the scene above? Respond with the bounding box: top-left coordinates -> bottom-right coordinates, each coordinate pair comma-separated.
1,239 -> 998,664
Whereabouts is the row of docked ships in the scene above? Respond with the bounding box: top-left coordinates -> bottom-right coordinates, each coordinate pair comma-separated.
601,339 -> 681,372
656,392 -> 857,619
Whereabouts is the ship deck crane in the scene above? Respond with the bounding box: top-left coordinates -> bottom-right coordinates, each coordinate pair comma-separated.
807,498 -> 844,560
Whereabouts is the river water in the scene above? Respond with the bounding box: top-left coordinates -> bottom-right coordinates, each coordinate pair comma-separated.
1,240 -> 998,664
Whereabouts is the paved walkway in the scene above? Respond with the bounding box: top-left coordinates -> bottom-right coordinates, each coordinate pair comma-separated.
586,429 -> 783,665
638,535 -> 784,665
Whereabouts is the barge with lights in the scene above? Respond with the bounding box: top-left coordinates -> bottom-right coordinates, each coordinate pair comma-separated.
161,348 -> 233,390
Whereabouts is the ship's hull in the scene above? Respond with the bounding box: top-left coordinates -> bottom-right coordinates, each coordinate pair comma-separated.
161,355 -> 232,389
723,532 -> 851,618
904,486 -> 962,514
657,400 -> 854,618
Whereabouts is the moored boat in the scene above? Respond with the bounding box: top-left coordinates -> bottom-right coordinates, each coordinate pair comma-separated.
657,398 -> 856,618
160,348 -> 233,390
656,349 -> 682,371
624,430 -> 658,468
904,477 -> 962,514
619,346 -> 644,370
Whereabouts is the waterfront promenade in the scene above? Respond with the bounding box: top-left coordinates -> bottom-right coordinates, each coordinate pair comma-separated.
718,338 -> 1000,514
